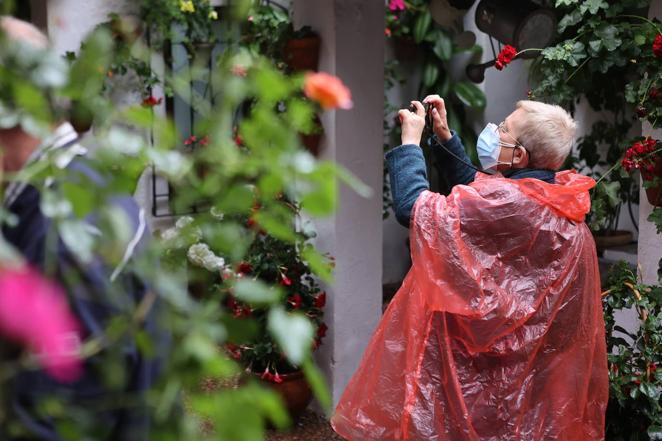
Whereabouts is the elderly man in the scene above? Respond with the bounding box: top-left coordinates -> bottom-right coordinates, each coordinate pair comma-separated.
0,17 -> 163,441
332,97 -> 608,440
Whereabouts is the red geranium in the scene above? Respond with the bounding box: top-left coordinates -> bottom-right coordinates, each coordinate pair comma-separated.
314,292 -> 326,308
495,45 -> 518,71
142,96 -> 162,107
622,137 -> 659,173
653,34 -> 662,58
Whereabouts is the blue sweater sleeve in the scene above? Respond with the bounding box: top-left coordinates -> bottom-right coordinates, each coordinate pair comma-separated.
429,131 -> 476,187
385,144 -> 430,228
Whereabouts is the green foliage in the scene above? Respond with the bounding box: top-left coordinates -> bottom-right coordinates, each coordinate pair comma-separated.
0,2 -> 349,439
603,262 -> 662,440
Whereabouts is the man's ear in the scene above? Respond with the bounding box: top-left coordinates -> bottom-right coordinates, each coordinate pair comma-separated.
512,146 -> 529,168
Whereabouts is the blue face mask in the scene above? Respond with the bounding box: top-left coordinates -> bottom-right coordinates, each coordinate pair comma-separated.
476,123 -> 520,172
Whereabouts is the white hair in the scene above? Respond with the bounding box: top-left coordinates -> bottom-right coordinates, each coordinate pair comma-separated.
514,100 -> 577,171
0,15 -> 49,49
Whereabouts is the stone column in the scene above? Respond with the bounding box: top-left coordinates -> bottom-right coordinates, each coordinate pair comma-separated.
293,0 -> 385,407
639,121 -> 662,284
639,3 -> 662,284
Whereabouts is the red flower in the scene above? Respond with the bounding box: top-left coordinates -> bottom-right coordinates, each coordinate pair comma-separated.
317,322 -> 328,339
261,368 -> 274,382
385,28 -> 392,37
273,372 -> 283,384
142,96 -> 163,107
653,34 -> 662,58
200,136 -> 209,146
622,137 -> 660,172
288,294 -> 303,309
314,292 -> 327,308
494,45 -> 517,71
280,273 -> 292,287
184,135 -> 197,146
650,86 -> 659,100
636,106 -> 648,118
237,262 -> 252,274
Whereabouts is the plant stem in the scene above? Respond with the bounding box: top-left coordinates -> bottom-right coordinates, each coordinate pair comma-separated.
595,161 -> 621,186
515,48 -> 543,57
565,56 -> 592,84
617,14 -> 662,34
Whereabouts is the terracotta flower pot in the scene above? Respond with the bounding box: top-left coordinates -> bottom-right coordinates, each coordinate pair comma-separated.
641,156 -> 662,207
283,35 -> 321,72
257,370 -> 312,420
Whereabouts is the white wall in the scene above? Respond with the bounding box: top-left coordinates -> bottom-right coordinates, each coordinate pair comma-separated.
293,0 -> 384,407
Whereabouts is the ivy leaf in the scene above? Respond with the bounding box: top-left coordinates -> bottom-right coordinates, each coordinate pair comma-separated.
596,25 -> 621,51
648,208 -> 662,234
555,0 -> 578,5
588,40 -> 602,54
558,10 -> 582,33
580,0 -> 608,15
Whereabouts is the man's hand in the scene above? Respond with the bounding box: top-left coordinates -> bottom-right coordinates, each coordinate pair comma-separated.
398,101 -> 426,146
423,95 -> 452,142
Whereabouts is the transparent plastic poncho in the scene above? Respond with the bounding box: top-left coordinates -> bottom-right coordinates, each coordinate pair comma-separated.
332,171 -> 609,441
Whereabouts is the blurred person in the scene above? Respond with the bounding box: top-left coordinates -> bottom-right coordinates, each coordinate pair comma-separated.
332,97 -> 609,440
0,16 -> 164,441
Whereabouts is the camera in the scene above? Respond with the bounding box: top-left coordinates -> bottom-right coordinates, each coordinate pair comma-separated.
408,102 -> 434,132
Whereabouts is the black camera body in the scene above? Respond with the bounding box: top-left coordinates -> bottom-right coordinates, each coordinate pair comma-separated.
408,102 -> 434,133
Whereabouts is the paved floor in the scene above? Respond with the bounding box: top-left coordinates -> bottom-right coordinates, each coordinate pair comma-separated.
267,410 -> 345,441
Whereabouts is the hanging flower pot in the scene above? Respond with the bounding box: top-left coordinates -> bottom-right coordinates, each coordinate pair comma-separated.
283,31 -> 321,72
641,156 -> 662,207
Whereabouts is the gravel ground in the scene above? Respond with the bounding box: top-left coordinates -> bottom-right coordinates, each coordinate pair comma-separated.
266,410 -> 345,441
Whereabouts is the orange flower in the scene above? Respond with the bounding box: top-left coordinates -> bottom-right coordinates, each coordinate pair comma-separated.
303,72 -> 353,110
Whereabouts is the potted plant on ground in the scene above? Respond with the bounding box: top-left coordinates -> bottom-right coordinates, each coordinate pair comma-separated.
220,210 -> 328,420
162,201 -> 329,419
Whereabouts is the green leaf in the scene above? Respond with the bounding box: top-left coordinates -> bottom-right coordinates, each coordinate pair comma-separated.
639,381 -> 659,399
58,219 -> 96,263
302,359 -> 332,413
634,33 -> 647,46
453,81 -> 486,108
413,11 -> 432,44
301,245 -> 333,283
61,182 -> 95,218
432,34 -> 453,61
595,25 -> 621,52
267,307 -> 314,365
649,425 -> 662,440
233,279 -> 281,305
422,62 -> 439,88
648,208 -> 662,234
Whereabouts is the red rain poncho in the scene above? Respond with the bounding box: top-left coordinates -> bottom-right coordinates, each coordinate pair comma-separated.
332,171 -> 608,441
